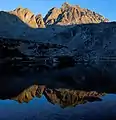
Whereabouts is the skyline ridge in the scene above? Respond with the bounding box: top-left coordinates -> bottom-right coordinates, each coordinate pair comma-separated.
0,0 -> 114,21
2,2 -> 109,21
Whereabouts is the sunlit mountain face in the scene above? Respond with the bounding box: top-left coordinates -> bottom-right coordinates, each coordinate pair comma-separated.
7,2 -> 109,28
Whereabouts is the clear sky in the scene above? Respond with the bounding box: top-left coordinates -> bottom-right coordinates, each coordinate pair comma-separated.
0,0 -> 115,21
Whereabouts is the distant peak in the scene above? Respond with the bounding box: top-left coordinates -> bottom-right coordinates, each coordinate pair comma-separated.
44,2 -> 109,26
62,2 -> 71,8
63,2 -> 70,5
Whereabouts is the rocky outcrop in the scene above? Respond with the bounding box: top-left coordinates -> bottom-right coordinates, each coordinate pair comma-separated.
44,2 -> 109,25
10,7 -> 38,28
36,14 -> 45,28
44,7 -> 62,25
9,7 -> 45,28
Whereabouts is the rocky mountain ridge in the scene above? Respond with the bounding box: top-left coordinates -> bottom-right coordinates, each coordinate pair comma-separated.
3,2 -> 109,28
44,2 -> 109,25
9,7 -> 45,28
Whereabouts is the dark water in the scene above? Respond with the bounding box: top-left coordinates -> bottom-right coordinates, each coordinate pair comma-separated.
0,63 -> 116,120
0,94 -> 116,120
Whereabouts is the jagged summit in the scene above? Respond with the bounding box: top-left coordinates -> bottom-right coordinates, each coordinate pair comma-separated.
10,7 -> 38,28
10,7 -> 46,28
44,2 -> 109,25
61,2 -> 71,8
0,2 -> 109,28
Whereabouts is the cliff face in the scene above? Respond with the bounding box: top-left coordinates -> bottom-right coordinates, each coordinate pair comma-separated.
44,2 -> 109,25
9,7 -> 45,28
35,14 -> 45,28
44,7 -> 62,25
10,7 -> 38,28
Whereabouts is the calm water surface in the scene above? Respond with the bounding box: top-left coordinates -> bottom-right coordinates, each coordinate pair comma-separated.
0,65 -> 116,120
0,94 -> 116,120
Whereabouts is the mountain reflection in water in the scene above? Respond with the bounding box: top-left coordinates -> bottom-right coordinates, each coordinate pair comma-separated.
11,85 -> 104,107
1,93 -> 116,120
0,63 -> 116,120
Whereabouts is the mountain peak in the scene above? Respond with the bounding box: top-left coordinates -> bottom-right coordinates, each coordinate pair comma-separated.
10,7 -> 38,28
44,2 -> 109,25
4,3 -> 109,28
61,2 -> 71,10
16,6 -> 24,9
62,2 -> 71,7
